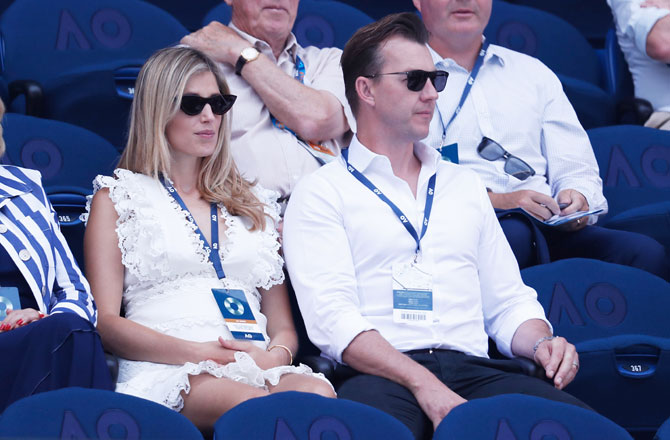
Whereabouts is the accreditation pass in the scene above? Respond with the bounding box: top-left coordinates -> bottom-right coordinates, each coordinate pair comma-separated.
392,261 -> 433,324
212,288 -> 265,341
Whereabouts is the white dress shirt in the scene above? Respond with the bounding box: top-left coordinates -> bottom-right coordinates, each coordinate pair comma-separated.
221,24 -> 354,199
608,0 -> 670,112
283,136 -> 550,363
422,43 -> 608,219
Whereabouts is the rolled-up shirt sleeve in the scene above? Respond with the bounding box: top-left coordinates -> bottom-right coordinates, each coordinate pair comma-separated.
283,171 -> 375,362
609,0 -> 670,57
540,70 -> 608,219
475,185 -> 551,357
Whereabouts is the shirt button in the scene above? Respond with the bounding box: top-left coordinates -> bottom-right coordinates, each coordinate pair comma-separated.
0,224 -> 7,233
19,249 -> 31,261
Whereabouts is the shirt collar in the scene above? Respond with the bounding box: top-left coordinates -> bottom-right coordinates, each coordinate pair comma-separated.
428,37 -> 505,71
0,166 -> 32,202
230,22 -> 299,63
345,135 -> 441,175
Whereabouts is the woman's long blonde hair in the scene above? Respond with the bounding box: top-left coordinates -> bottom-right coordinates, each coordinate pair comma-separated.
118,46 -> 266,230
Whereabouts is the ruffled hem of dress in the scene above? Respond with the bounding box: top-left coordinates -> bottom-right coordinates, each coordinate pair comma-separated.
116,351 -> 331,412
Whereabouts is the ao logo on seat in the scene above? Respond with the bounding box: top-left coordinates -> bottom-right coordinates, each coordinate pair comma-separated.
274,416 -> 352,440
60,409 -> 140,439
2,139 -> 63,179
295,15 -> 335,48
56,8 -> 132,50
605,144 -> 670,188
495,418 -> 571,440
548,282 -> 627,328
496,21 -> 537,56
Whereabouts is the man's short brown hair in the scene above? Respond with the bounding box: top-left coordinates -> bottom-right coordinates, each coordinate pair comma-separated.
341,12 -> 429,116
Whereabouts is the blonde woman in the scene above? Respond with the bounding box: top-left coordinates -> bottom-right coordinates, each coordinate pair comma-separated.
84,46 -> 334,431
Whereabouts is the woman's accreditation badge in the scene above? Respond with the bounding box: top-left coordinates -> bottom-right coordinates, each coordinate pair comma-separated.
392,261 -> 434,325
212,288 -> 264,341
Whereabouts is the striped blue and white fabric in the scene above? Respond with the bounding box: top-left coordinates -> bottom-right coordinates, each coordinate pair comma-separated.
0,165 -> 96,324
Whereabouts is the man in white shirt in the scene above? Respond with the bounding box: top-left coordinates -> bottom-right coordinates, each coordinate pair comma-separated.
416,0 -> 669,280
608,0 -> 670,129
283,13 -> 587,440
182,0 -> 353,200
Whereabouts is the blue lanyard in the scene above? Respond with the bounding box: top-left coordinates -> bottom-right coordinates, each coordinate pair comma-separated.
270,54 -> 305,137
160,177 -> 225,280
436,40 -> 490,145
341,149 -> 436,254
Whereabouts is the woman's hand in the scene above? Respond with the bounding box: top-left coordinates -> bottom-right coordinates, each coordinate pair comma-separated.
218,337 -> 286,369
0,308 -> 44,332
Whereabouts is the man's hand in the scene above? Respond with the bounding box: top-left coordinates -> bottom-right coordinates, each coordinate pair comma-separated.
641,0 -> 670,10
533,336 -> 580,390
556,189 -> 589,231
181,22 -> 250,66
489,190 -> 560,220
412,377 -> 468,430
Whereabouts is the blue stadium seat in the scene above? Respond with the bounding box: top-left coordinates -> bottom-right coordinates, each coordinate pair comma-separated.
505,0 -> 613,48
603,27 -> 654,125
213,391 -> 414,440
0,387 -> 203,439
311,0 -> 416,20
0,0 -> 188,149
434,394 -> 632,439
485,0 -> 615,129
656,416 -> 670,440
1,113 -> 119,268
143,0 -> 220,31
522,258 -> 670,436
203,1 -> 373,49
587,124 -> 670,241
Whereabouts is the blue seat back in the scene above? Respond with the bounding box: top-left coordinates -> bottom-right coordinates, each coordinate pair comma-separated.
143,0 -> 220,31
0,0 -> 188,148
521,258 -> 670,342
506,0 -> 613,47
0,387 -> 204,439
203,1 -> 373,49
1,113 -> 119,267
522,259 -> 670,433
485,0 -> 603,87
310,0 -> 416,20
656,416 -> 670,439
587,125 -> 670,221
604,26 -> 635,101
434,394 -> 632,439
0,0 -> 187,85
214,391 -> 414,440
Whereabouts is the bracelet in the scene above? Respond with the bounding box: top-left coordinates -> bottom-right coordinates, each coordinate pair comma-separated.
267,344 -> 293,365
533,335 -> 556,354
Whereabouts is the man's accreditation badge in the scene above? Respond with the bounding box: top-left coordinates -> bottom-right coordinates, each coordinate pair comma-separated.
212,288 -> 264,341
392,261 -> 434,325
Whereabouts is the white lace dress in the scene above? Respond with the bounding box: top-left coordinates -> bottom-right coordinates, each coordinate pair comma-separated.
87,169 -> 328,411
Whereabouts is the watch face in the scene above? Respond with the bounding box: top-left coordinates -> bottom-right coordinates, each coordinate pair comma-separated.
242,47 -> 259,61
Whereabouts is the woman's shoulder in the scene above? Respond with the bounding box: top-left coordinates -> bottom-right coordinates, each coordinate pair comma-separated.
250,182 -> 281,220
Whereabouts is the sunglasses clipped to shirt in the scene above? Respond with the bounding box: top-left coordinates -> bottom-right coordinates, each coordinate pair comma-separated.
180,94 -> 237,116
365,70 -> 449,92
477,137 -> 536,181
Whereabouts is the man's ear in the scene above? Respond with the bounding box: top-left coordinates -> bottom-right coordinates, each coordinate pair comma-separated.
355,76 -> 376,109
224,0 -> 233,7
412,0 -> 422,13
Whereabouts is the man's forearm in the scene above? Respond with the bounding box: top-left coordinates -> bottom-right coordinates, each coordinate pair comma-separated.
342,330 -> 436,392
240,53 -> 349,142
510,318 -> 552,360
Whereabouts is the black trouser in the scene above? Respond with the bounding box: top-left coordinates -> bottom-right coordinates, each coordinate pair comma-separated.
337,350 -> 590,440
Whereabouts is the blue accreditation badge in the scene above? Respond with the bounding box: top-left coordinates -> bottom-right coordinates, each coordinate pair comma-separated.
392,261 -> 434,325
0,287 -> 20,320
440,143 -> 459,164
212,288 -> 264,341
